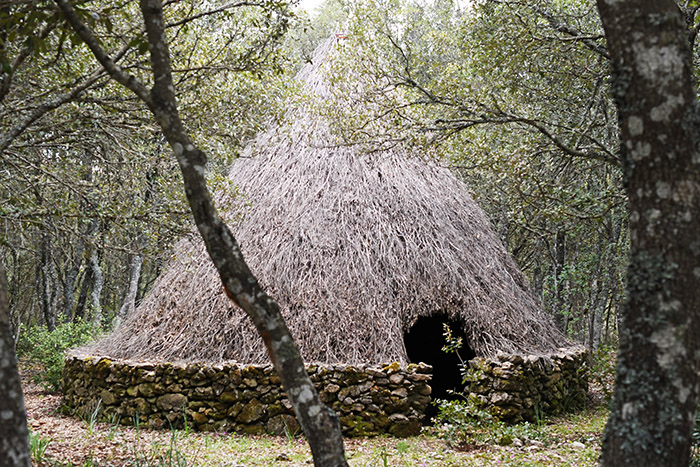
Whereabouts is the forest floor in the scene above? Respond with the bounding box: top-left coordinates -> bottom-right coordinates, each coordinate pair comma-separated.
23,370 -> 607,467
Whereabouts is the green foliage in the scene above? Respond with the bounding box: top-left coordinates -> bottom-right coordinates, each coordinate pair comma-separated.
441,322 -> 463,356
691,411 -> 700,466
589,344 -> 617,403
130,429 -> 188,467
322,0 -> 626,346
1,0 -> 296,342
29,429 -> 51,465
432,397 -> 495,445
441,323 -> 467,379
432,397 -> 543,447
81,399 -> 102,436
17,320 -> 97,392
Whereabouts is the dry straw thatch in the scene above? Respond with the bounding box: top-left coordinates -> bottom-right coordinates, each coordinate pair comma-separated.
92,37 -> 567,364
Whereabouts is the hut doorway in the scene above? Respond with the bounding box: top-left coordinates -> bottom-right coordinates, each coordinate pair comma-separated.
404,314 -> 475,420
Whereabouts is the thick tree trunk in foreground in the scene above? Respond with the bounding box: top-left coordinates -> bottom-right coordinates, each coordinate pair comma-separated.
55,1 -> 348,465
0,261 -> 31,467
597,1 -> 700,465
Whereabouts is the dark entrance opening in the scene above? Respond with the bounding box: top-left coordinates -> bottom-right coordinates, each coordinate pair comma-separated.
404,314 -> 475,421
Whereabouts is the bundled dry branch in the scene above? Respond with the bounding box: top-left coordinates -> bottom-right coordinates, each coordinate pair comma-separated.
91,37 -> 567,364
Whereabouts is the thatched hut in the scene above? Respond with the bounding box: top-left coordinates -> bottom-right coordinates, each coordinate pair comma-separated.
87,37 -> 568,408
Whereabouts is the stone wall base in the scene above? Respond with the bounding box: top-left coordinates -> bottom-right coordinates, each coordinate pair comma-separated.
62,357 -> 432,437
465,348 -> 588,423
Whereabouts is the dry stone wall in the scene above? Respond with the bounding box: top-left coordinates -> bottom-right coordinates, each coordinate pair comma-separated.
465,348 -> 588,423
62,356 -> 432,437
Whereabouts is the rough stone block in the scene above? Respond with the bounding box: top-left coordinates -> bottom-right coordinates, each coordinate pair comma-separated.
156,393 -> 188,411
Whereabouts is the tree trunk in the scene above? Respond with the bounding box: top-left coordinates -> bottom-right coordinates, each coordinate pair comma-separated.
6,247 -> 21,343
136,259 -> 157,304
88,248 -> 103,329
55,1 -> 349,465
597,1 -> 700,465
587,233 -> 606,356
74,264 -> 92,321
116,239 -> 144,325
0,260 -> 31,467
63,237 -> 85,320
39,233 -> 56,331
589,280 -> 606,354
551,229 -> 567,333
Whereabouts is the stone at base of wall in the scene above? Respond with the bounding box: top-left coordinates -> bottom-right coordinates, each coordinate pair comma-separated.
465,347 -> 588,424
62,356 -> 433,437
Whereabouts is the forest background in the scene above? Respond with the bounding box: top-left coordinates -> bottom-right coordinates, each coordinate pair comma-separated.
1,0 -> 624,361
8,0 -> 700,465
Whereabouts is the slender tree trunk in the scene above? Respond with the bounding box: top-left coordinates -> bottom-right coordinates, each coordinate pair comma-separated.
39,233 -> 56,331
7,247 -> 21,342
551,229 -> 567,333
74,264 -> 92,321
55,1 -> 349,464
63,237 -> 85,320
116,238 -> 144,325
587,233 -> 606,355
589,280 -> 606,354
604,216 -> 623,345
0,260 -> 31,467
136,259 -> 156,304
88,248 -> 103,329
597,1 -> 700,465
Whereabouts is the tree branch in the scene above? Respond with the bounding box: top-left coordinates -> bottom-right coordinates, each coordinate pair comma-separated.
56,0 -> 349,464
54,0 -> 152,105
0,70 -> 105,155
165,1 -> 266,29
535,5 -> 609,59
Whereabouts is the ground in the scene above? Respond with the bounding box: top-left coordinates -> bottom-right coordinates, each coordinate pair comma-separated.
24,371 -> 606,466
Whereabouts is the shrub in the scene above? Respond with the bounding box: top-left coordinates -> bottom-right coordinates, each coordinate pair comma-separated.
432,397 -> 494,445
432,397 -> 543,448
29,429 -> 51,464
17,320 -> 97,392
589,344 -> 617,403
691,412 -> 700,466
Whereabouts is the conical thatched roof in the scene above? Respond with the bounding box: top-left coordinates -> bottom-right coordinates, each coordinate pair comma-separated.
93,37 -> 567,364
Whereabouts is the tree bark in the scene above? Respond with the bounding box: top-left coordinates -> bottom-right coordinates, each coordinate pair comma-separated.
116,238 -> 144,325
88,248 -> 103,329
586,234 -> 606,356
54,1 -> 349,465
39,233 -> 57,331
64,162 -> 98,321
597,1 -> 700,465
74,264 -> 92,321
551,229 -> 568,333
63,239 -> 84,320
0,260 -> 31,467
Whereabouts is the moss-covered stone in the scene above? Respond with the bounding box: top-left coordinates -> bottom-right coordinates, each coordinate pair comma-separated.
267,414 -> 300,435
237,398 -> 265,423
100,389 -> 119,406
64,354 -> 585,435
340,415 -> 376,437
